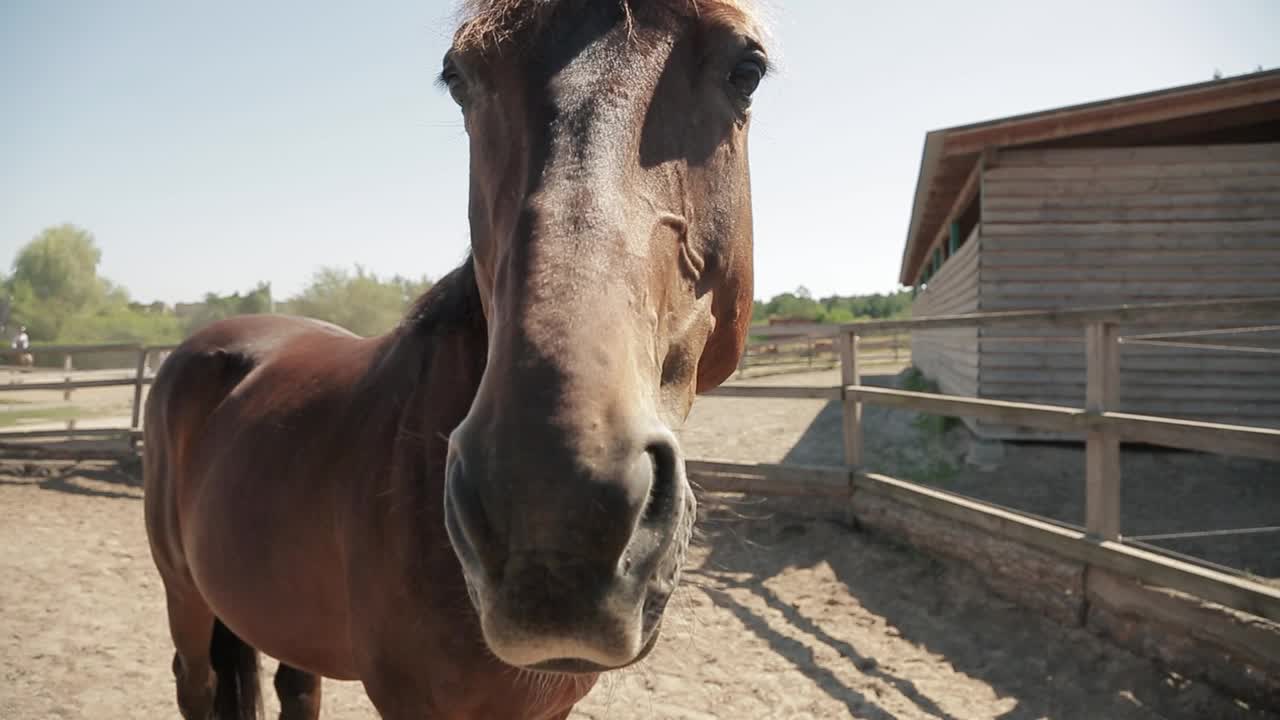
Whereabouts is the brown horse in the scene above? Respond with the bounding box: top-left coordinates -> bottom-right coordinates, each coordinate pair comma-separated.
143,1 -> 768,717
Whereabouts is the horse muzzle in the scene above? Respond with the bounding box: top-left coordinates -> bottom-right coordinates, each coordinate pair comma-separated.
443,419 -> 693,672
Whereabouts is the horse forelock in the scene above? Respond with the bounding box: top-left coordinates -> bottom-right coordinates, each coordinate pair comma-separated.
452,0 -> 764,52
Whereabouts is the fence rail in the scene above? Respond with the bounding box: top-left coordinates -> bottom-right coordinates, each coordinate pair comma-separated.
0,377 -> 155,393
1,343 -> 176,443
4,300 -> 1279,623
687,460 -> 1280,623
832,297 -> 1280,333
696,296 -> 1280,624
737,331 -> 908,375
0,342 -> 146,356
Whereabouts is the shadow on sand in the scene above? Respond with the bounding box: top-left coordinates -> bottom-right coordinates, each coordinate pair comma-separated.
0,460 -> 142,500
688,494 -> 1261,719
683,367 -> 1268,718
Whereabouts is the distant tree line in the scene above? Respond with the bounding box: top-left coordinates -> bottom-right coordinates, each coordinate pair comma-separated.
752,285 -> 912,325
1,224 -> 432,349
2,224 -> 912,353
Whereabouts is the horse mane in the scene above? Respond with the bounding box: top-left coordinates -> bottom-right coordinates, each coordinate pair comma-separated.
453,0 -> 760,51
399,256 -> 485,340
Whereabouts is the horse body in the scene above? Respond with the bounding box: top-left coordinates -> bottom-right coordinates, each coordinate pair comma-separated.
147,315 -> 370,679
146,1 -> 768,717
147,266 -> 591,717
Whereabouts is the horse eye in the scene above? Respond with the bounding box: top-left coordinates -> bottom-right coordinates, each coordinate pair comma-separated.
443,71 -> 466,107
728,58 -> 765,99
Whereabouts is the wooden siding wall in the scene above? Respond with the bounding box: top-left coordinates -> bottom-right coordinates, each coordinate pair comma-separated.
977,142 -> 1280,434
911,227 -> 980,397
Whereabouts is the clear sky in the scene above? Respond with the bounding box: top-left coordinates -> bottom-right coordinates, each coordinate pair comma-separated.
3,1 -> 1278,304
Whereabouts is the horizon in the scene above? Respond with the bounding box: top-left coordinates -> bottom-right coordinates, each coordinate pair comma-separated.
3,1 -> 1279,305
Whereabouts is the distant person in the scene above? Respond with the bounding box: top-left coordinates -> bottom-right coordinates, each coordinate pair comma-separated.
12,325 -> 33,367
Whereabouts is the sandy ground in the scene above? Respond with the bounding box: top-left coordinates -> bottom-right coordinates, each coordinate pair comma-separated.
1,362 -> 1277,717
3,387 -> 1277,719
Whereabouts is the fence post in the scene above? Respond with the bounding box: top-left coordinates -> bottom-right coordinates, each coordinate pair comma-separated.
130,347 -> 149,446
63,353 -> 73,401
1085,321 -> 1121,540
839,332 -> 863,468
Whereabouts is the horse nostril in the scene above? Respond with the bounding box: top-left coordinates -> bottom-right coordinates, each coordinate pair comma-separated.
641,439 -> 680,525
444,450 -> 507,584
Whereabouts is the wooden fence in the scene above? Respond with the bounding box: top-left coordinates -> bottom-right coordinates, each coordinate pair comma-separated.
0,343 -> 176,446
738,331 -> 909,375
3,299 -> 1279,622
696,296 -> 1280,625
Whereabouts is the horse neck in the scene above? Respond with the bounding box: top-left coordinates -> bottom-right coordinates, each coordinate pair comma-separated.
354,261 -> 488,539
419,325 -> 487,441
384,312 -> 488,499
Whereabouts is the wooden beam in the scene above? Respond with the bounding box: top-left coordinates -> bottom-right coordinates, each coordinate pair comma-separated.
1103,412 -> 1280,462
743,336 -> 905,352
0,442 -> 139,461
685,460 -> 850,498
847,386 -> 1280,462
0,377 -> 155,393
703,385 -> 841,400
1119,338 -> 1280,355
840,333 -> 863,468
1086,322 -> 1122,540
853,470 -> 1280,624
130,349 -> 149,433
747,324 -> 835,340
0,342 -> 141,356
915,159 -> 983,284
940,76 -> 1280,157
0,428 -> 132,441
847,386 -> 1084,433
844,297 -> 1280,335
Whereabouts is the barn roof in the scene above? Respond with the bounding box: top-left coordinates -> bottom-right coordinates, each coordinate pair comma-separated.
899,68 -> 1280,286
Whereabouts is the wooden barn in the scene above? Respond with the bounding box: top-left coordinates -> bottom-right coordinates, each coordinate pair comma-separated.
902,69 -> 1280,437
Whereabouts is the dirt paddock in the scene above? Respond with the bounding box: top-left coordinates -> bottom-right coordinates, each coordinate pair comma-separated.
1,456 -> 1273,719
2,364 -> 1277,718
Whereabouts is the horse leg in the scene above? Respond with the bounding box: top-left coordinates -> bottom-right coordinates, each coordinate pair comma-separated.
165,588 -> 217,719
164,584 -> 264,720
274,663 -> 322,720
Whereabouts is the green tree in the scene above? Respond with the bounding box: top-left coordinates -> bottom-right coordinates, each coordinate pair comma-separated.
184,282 -> 273,334
752,288 -> 914,326
57,303 -> 184,346
819,306 -> 857,324
2,223 -> 440,349
289,265 -> 432,337
6,224 -> 106,339
762,291 -> 822,322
